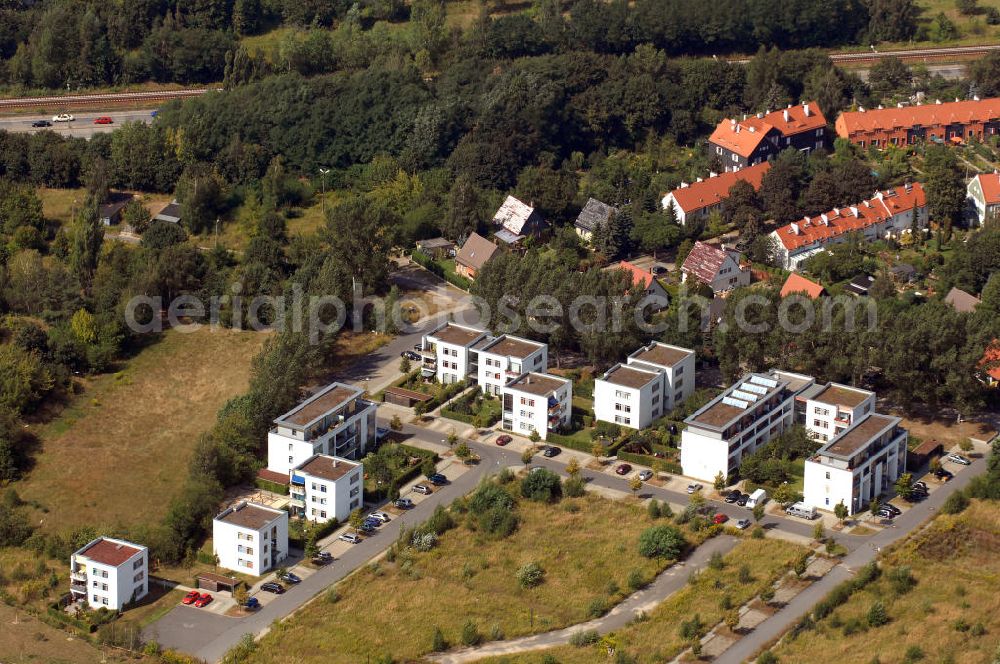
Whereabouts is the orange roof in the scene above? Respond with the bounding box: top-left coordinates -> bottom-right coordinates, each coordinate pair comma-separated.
710,102 -> 826,157
780,273 -> 826,299
974,172 -> 1000,205
617,260 -> 652,289
835,97 -> 1000,138
667,162 -> 771,214
773,183 -> 926,252
981,341 -> 1000,381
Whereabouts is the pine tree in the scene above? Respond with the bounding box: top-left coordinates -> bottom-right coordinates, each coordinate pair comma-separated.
69,198 -> 103,289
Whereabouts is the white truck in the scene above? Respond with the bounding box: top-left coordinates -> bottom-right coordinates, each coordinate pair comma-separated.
745,488 -> 767,510
785,502 -> 817,520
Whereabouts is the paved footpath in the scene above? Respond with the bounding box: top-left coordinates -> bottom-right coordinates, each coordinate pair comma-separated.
427,536 -> 740,664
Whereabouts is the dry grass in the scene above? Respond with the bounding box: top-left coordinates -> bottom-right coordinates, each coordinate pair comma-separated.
771,500 -> 1000,664
247,493 -> 693,664
0,603 -> 129,664
19,327 -> 267,533
475,538 -> 809,664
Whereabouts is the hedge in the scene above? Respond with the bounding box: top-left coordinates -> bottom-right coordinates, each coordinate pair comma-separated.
546,431 -> 599,454
255,477 -> 289,495
616,450 -> 682,475
411,250 -> 471,291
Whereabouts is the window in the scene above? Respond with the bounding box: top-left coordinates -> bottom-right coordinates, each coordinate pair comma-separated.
102,597 -> 108,606
520,409 -> 528,417
731,153 -> 738,162
351,499 -> 360,509
816,128 -> 823,136
311,508 -> 316,516
350,474 -> 360,484
102,583 -> 108,591
614,390 -> 630,399
238,544 -> 244,553
825,472 -> 830,480
93,580 -> 99,588
676,366 -> 684,375
288,456 -> 293,463
813,419 -> 825,428
93,594 -> 98,602
320,511 -> 327,519
92,567 -> 100,575
246,534 -> 253,542
246,561 -> 254,569
675,378 -> 683,389
652,382 -> 660,392
134,571 -> 144,582
350,487 -> 360,497
133,559 -> 143,570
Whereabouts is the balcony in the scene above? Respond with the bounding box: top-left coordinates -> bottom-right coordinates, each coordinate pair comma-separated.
70,569 -> 87,582
70,582 -> 87,595
834,414 -> 851,425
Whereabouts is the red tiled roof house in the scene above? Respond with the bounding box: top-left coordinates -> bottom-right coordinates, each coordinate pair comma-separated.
681,241 -> 751,294
780,273 -> 826,299
709,101 -> 828,172
834,97 -> 1000,148
966,171 -> 1000,227
661,162 -> 771,227
615,260 -> 670,310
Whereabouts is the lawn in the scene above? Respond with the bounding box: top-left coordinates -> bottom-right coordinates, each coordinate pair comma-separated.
19,327 -> 267,533
246,493 -> 700,664
770,499 -> 1000,664
476,538 -> 809,664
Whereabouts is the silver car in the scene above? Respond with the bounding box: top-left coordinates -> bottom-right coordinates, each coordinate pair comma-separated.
338,533 -> 361,544
946,453 -> 971,466
735,518 -> 752,529
638,470 -> 653,481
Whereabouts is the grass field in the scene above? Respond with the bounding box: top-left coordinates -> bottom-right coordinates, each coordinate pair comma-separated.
19,327 -> 267,533
770,499 -> 1000,664
0,603 -> 129,664
476,538 -> 809,664
246,493 -> 699,664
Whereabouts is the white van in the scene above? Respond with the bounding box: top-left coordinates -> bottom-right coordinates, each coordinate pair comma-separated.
745,488 -> 767,509
785,502 -> 817,520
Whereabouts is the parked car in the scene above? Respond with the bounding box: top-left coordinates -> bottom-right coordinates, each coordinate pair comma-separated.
260,582 -> 285,594
736,518 -> 752,530
413,343 -> 423,351
375,427 -> 390,443
913,481 -> 928,492
243,597 -> 260,610
278,571 -> 301,584
736,493 -> 750,507
529,466 -> 545,473
359,523 -> 376,535
150,109 -> 158,117
638,470 -> 653,481
401,350 -> 421,361
713,513 -> 729,525
181,590 -> 200,605
311,553 -> 334,566
946,453 -> 971,466
194,593 -> 213,608
495,435 -> 512,446
724,489 -> 741,503
93,116 -> 113,124
541,445 -> 560,458
413,483 -> 432,495
651,265 -> 667,275
615,463 -> 632,476
395,497 -> 415,509
686,483 -> 703,494
31,119 -> 51,127
52,113 -> 74,122
370,511 -> 390,523
876,509 -> 895,520
339,533 -> 362,544
427,473 -> 448,486
934,468 -> 954,481
882,503 -> 902,516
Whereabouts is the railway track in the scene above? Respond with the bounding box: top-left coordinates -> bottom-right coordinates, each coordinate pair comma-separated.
0,87 -> 215,110
730,43 -> 1000,65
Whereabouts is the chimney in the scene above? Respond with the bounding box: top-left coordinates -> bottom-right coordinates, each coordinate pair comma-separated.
974,95 -> 981,101
735,124 -> 741,133
936,99 -> 942,104
680,181 -> 689,188
756,112 -> 763,119
333,458 -> 339,467
803,103 -> 811,116
783,109 -> 790,122
748,126 -> 755,133
696,177 -> 704,183
790,222 -> 800,235
859,106 -> 865,112
897,102 -> 904,108
709,171 -> 718,177
877,104 -> 883,110
821,213 -> 829,225
850,206 -> 859,217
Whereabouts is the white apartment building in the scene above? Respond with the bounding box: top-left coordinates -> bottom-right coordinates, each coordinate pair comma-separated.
421,322 -> 489,385
594,342 -> 695,429
501,372 -> 572,441
803,413 -> 908,515
798,382 -> 876,442
213,502 -> 288,577
475,334 -> 547,396
680,370 -> 816,482
266,382 -> 377,475
70,537 -> 148,611
289,454 -> 364,523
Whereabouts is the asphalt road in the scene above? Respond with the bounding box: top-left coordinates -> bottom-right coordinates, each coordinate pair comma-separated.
0,108 -> 155,137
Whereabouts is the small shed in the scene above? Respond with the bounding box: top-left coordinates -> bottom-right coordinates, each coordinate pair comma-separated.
98,192 -> 134,226
196,572 -> 238,595
154,200 -> 182,225
383,386 -> 433,408
906,439 -> 944,472
415,237 -> 455,259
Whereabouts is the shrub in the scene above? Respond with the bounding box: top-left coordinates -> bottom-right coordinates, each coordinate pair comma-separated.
563,476 -> 585,498
887,566 -> 917,595
708,551 -> 725,570
431,627 -> 446,652
971,621 -> 986,636
757,652 -> 779,664
867,601 -> 889,627
587,597 -> 608,618
941,490 -> 969,514
521,468 -> 562,502
411,532 -> 437,552
751,526 -> 765,539
738,564 -> 753,584
569,630 -> 600,646
902,645 -> 925,662
460,620 -> 481,646
678,613 -> 704,640
953,617 -> 970,632
647,499 -> 661,519
638,525 -> 687,559
627,568 -> 647,591
516,562 -> 545,589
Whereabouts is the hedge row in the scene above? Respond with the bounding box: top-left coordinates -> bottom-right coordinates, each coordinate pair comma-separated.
411,250 -> 471,291
616,450 -> 682,475
254,477 -> 290,495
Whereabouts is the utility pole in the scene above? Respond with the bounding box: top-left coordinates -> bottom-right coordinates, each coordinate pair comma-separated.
319,167 -> 330,217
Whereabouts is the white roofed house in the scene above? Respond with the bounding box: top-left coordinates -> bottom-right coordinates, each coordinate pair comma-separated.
492,195 -> 547,246
70,537 -> 148,611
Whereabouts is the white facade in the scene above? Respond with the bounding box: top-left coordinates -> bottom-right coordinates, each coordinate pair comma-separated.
70,537 -> 148,611
213,502 -> 289,577
680,370 -> 816,482
593,343 -> 696,430
801,383 -> 876,443
967,173 -> 1000,227
422,322 -> 489,385
289,455 -> 364,523
803,413 -> 907,515
476,335 -> 547,396
501,372 -> 572,441
266,382 -> 378,475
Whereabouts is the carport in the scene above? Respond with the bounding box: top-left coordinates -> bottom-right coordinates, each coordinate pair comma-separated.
196,573 -> 238,595
383,386 -> 433,408
907,439 -> 943,472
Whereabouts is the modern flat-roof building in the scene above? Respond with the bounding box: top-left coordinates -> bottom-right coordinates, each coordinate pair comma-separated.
213,502 -> 288,577
422,321 -> 490,385
594,343 -> 695,430
803,413 -> 908,515
289,455 -> 364,523
501,372 -> 571,441
266,382 -> 377,475
834,97 -> 1000,148
680,370 -> 816,482
475,334 -> 547,396
798,382 -> 876,443
70,537 -> 148,611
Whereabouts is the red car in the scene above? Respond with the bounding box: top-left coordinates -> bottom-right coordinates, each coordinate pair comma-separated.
93,116 -> 113,125
181,590 -> 200,605
193,592 -> 213,608
615,463 -> 632,475
713,513 -> 729,525
495,435 -> 512,446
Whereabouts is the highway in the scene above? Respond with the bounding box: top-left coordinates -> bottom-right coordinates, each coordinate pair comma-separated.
0,109 -> 155,137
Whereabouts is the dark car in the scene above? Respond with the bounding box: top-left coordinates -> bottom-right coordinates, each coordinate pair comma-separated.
401,350 -> 421,361
311,553 -> 334,566
913,481 -> 928,492
261,582 -> 285,594
495,435 -> 512,446
427,473 -> 448,486
394,497 -> 415,509
934,468 -> 954,481
615,463 -> 632,475
278,571 -> 301,584
541,445 -> 560,458
243,597 -> 260,610
882,503 -> 902,516
359,523 -> 376,535
363,518 -> 382,530
31,119 -> 52,128
724,490 -> 741,504
736,493 -> 750,507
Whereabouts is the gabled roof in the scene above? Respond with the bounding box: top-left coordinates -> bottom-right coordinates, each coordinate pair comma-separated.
972,172 -> 1000,205
944,286 -> 981,313
455,232 -> 499,271
154,200 -> 182,223
575,197 -> 617,232
665,162 -> 771,215
710,102 -> 826,157
979,340 -> 1000,382
682,241 -> 742,284
835,97 -> 1000,137
772,183 -> 926,252
616,260 -> 653,289
780,273 -> 826,299
98,192 -> 133,219
845,274 -> 875,296
493,195 -> 537,235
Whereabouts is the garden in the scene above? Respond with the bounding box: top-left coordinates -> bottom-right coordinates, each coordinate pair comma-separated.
441,389 -> 502,427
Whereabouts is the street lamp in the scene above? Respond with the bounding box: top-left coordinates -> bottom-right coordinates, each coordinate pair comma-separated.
318,167 -> 330,216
